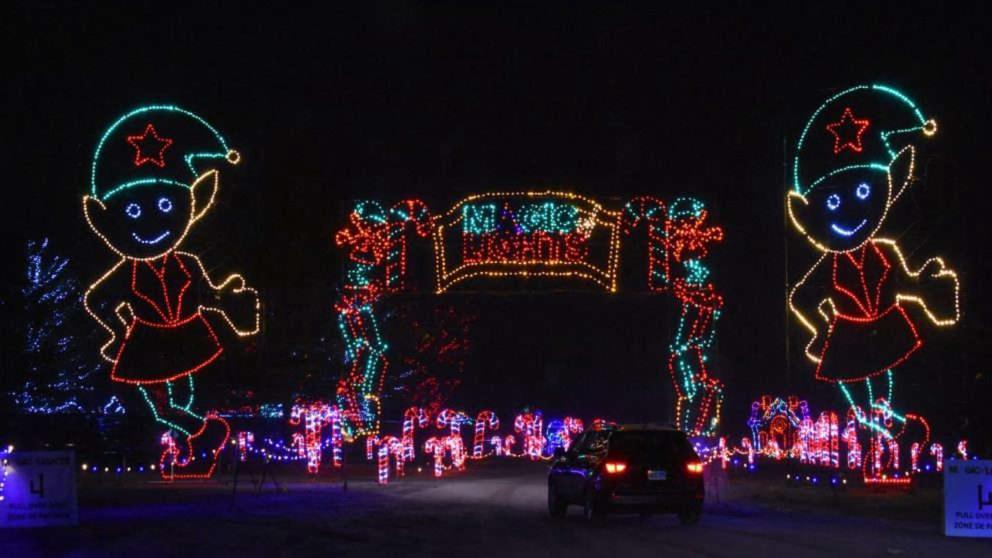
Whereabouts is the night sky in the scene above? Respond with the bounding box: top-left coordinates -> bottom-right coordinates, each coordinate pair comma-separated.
4,3 -> 991,441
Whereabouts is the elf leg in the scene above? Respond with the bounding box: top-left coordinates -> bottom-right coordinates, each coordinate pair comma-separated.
166,375 -> 230,478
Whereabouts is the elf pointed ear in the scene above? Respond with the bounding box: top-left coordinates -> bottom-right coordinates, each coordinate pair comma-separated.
887,145 -> 916,202
191,170 -> 219,223
83,195 -> 107,233
786,190 -> 812,236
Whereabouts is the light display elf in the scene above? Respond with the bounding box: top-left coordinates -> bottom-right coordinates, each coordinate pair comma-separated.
83,105 -> 260,479
788,85 -> 959,453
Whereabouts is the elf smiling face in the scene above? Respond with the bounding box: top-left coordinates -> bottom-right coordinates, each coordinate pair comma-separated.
788,146 -> 913,254
83,171 -> 218,261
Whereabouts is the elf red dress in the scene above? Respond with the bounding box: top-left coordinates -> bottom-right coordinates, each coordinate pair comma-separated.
110,252 -> 223,384
814,240 -> 922,382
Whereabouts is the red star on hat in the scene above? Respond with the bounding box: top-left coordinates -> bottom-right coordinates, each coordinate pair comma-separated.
126,123 -> 173,167
825,107 -> 870,155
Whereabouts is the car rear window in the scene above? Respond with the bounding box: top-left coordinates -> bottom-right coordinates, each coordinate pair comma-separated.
607,431 -> 694,461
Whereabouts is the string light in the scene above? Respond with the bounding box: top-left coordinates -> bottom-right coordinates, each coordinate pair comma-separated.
335,192 -> 724,442
624,196 -> 726,436
289,401 -> 342,474
159,412 -> 230,480
423,435 -> 466,478
931,443 -> 943,472
825,108 -> 871,154
402,407 -> 430,462
433,192 -> 622,293
747,395 -> 808,456
334,199 -> 433,437
237,431 -> 253,463
376,435 -> 404,485
473,410 -> 499,458
83,105 -> 259,480
436,408 -> 471,437
514,412 -> 545,461
0,446 -> 11,503
787,84 -> 960,449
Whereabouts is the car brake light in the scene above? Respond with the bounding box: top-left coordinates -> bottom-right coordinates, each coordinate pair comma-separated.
604,461 -> 627,474
686,461 -> 704,474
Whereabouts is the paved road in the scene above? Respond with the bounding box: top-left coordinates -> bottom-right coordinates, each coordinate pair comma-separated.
2,460 -> 990,557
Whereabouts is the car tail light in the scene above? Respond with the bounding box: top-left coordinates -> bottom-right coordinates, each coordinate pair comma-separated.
686,461 -> 704,474
604,461 -> 627,474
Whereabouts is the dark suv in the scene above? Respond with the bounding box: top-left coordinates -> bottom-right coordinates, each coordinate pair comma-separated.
547,425 -> 704,523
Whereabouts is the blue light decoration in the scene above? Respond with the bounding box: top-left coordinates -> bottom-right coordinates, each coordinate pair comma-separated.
747,395 -> 810,457
259,403 -> 285,419
82,105 -> 260,479
0,446 -> 11,503
14,239 -> 123,415
787,84 -> 959,483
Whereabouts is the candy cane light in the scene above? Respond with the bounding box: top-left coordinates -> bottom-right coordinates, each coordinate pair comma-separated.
473,410 -> 500,458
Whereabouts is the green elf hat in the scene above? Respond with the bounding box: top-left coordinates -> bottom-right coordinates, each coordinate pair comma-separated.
90,105 -> 239,201
792,84 -> 937,197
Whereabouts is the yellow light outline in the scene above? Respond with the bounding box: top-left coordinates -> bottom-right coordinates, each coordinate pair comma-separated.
787,146 -> 960,365
83,169 -> 260,366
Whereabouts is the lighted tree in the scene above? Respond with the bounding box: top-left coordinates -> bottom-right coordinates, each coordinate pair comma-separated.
386,303 -> 475,418
11,238 -> 111,414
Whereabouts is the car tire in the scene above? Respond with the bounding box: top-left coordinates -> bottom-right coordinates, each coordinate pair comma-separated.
678,504 -> 701,525
583,490 -> 605,524
548,484 -> 567,518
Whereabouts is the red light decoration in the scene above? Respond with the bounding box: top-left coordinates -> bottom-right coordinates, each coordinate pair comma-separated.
336,192 -> 726,447
789,86 -> 960,463
85,106 -> 259,481
843,418 -> 862,470
931,443 -> 944,472
492,435 -> 514,456
436,408 -> 471,437
376,435 -> 404,485
813,243 -> 924,383
237,431 -> 253,463
289,401 -> 342,474
366,435 -> 378,462
402,406 -> 430,462
423,435 -> 467,478
159,412 -> 230,480
623,196 -> 726,436
334,199 -> 433,438
514,412 -> 544,461
126,123 -> 173,168
741,437 -> 755,466
748,395 -> 809,456
110,255 -> 225,385
825,107 -> 871,155
473,410 -> 500,458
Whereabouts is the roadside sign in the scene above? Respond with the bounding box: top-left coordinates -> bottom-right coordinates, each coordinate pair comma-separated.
944,458 -> 992,537
0,451 -> 78,528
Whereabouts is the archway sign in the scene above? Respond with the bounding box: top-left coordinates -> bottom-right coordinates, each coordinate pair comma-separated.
334,192 -> 726,439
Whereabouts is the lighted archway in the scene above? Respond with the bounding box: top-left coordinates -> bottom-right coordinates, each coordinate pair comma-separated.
333,192 -> 725,439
